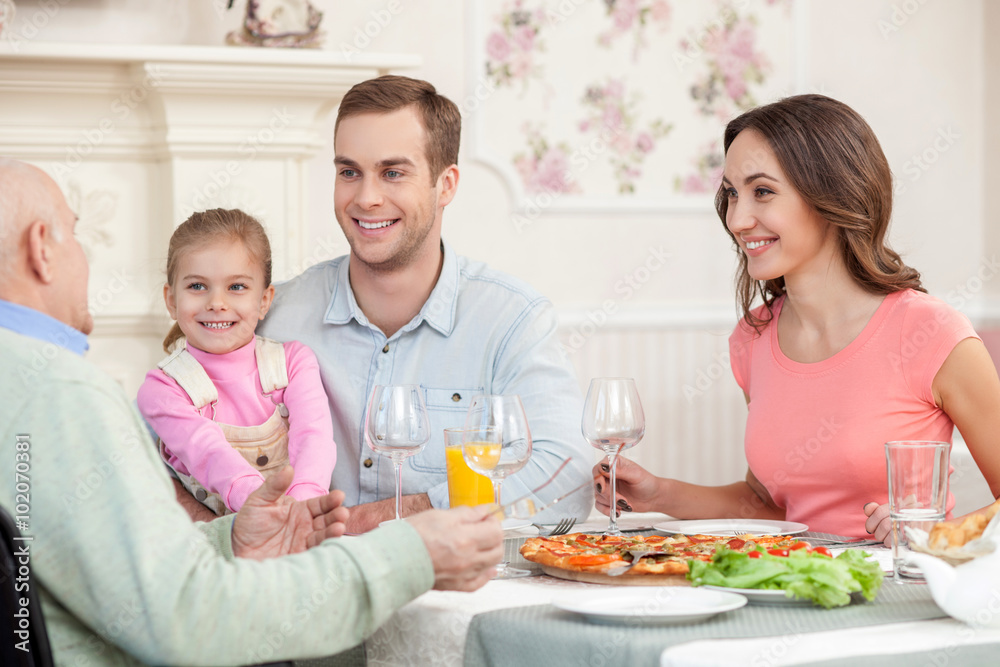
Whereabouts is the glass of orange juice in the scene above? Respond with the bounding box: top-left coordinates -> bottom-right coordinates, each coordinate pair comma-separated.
444,427 -> 495,507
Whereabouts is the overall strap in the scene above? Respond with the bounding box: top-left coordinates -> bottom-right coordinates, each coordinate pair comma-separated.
255,336 -> 289,394
156,343 -> 218,410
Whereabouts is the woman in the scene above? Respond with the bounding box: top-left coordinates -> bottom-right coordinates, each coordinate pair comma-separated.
594,95 -> 1000,541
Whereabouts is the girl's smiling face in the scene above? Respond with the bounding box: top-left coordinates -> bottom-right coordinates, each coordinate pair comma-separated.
721,129 -> 839,284
165,239 -> 274,355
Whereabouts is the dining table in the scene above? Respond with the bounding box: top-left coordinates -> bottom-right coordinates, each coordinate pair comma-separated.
302,511 -> 1000,667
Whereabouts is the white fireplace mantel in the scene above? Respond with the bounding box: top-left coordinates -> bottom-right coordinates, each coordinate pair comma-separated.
0,41 -> 419,389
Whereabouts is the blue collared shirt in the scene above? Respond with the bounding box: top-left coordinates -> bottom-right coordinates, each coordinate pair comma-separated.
258,241 -> 593,519
0,299 -> 89,355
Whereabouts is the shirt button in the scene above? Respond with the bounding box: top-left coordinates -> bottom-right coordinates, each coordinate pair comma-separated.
256,455 -> 269,467
363,458 -> 373,468
452,393 -> 461,402
382,343 -> 390,353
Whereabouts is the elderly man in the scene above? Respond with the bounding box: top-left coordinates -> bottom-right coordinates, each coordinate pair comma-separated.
0,158 -> 502,665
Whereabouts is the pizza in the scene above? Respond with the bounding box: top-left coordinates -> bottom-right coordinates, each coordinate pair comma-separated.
520,532 -> 808,578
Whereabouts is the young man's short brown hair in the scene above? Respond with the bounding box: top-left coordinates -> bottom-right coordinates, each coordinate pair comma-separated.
335,75 -> 461,184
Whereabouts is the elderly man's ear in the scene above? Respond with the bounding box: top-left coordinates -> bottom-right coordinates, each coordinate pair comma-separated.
25,219 -> 58,284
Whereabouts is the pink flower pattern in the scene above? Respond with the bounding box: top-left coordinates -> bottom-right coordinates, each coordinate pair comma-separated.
579,79 -> 672,194
485,1 -> 546,91
682,10 -> 771,121
675,141 -> 725,194
598,0 -> 673,59
674,4 -> 774,192
479,0 -> 787,200
514,124 -> 581,195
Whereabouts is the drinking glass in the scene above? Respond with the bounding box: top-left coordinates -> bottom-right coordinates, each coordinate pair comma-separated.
365,385 -> 431,522
444,427 -> 495,507
463,395 -> 533,578
463,395 -> 533,507
582,378 -> 645,536
886,440 -> 950,582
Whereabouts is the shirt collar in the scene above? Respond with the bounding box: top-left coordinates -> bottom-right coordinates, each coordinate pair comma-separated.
0,299 -> 90,356
324,240 -> 459,337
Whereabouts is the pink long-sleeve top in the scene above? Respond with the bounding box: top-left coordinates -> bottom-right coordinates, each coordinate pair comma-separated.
137,337 -> 336,512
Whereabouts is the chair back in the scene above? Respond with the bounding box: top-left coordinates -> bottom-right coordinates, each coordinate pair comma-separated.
0,505 -> 54,667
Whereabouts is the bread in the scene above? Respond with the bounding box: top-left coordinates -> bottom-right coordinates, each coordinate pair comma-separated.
927,498 -> 1000,550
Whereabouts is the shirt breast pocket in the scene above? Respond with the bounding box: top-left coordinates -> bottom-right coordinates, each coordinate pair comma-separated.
408,385 -> 484,473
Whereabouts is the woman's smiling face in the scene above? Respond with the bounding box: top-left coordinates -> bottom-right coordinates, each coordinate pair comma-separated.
722,129 -> 838,284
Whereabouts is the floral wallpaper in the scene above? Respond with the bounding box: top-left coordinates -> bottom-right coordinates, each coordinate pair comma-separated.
485,4 -> 547,91
474,0 -> 796,208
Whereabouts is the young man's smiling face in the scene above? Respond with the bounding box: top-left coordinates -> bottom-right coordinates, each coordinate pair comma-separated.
333,106 -> 457,274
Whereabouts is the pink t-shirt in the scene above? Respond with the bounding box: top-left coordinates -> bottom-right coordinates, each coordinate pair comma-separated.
729,289 -> 977,537
137,337 -> 336,512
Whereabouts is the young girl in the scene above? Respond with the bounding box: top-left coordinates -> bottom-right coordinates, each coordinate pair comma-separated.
138,209 -> 336,515
593,95 -> 1000,540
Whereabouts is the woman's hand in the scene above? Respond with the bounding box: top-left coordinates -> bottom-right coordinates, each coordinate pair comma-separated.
592,456 -> 663,517
863,501 -> 893,546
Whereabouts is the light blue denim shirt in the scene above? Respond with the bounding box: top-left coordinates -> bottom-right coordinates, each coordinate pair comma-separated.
258,241 -> 593,519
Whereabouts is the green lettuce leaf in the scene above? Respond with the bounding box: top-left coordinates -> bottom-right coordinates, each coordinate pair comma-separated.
687,547 -> 884,609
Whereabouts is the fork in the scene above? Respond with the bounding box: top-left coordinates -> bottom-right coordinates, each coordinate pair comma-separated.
532,517 -> 577,536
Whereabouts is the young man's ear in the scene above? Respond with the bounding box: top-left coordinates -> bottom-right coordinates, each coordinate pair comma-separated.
436,165 -> 460,208
25,220 -> 55,284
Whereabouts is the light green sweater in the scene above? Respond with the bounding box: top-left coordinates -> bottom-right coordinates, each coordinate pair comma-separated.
0,328 -> 434,666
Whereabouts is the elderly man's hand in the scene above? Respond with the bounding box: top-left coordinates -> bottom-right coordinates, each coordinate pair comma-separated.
407,506 -> 504,592
232,466 -> 349,560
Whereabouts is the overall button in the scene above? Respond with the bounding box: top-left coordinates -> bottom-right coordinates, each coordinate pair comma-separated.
195,489 -> 207,501
382,343 -> 390,353
256,455 -> 269,466
363,458 -> 373,468
452,393 -> 461,402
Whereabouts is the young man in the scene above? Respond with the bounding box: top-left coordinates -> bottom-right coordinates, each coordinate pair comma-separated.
0,157 -> 503,665
247,75 -> 593,532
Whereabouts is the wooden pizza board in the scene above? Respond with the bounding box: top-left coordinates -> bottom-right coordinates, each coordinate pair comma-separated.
540,564 -> 692,586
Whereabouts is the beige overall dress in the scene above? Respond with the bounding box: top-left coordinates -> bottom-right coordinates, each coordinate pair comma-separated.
157,337 -> 291,516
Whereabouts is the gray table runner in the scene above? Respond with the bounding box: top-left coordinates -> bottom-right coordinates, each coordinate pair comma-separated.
302,531 -> 933,667
465,576 -> 946,667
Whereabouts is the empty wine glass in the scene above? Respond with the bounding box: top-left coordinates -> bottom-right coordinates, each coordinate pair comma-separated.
582,378 -> 645,536
463,394 -> 533,578
365,384 -> 431,523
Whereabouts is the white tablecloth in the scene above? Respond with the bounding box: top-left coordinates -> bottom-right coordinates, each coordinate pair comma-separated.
365,511 -> 664,666
358,512 -> 990,667
658,619 -> 1000,666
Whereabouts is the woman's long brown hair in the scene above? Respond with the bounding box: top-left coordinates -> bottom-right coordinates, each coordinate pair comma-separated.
715,95 -> 924,331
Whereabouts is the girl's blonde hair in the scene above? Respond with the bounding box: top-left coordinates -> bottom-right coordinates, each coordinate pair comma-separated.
162,208 -> 272,352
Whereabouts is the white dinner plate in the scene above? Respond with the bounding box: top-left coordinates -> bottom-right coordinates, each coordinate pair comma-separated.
502,518 -> 531,531
554,587 -> 747,625
652,519 -> 808,537
701,585 -> 865,607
